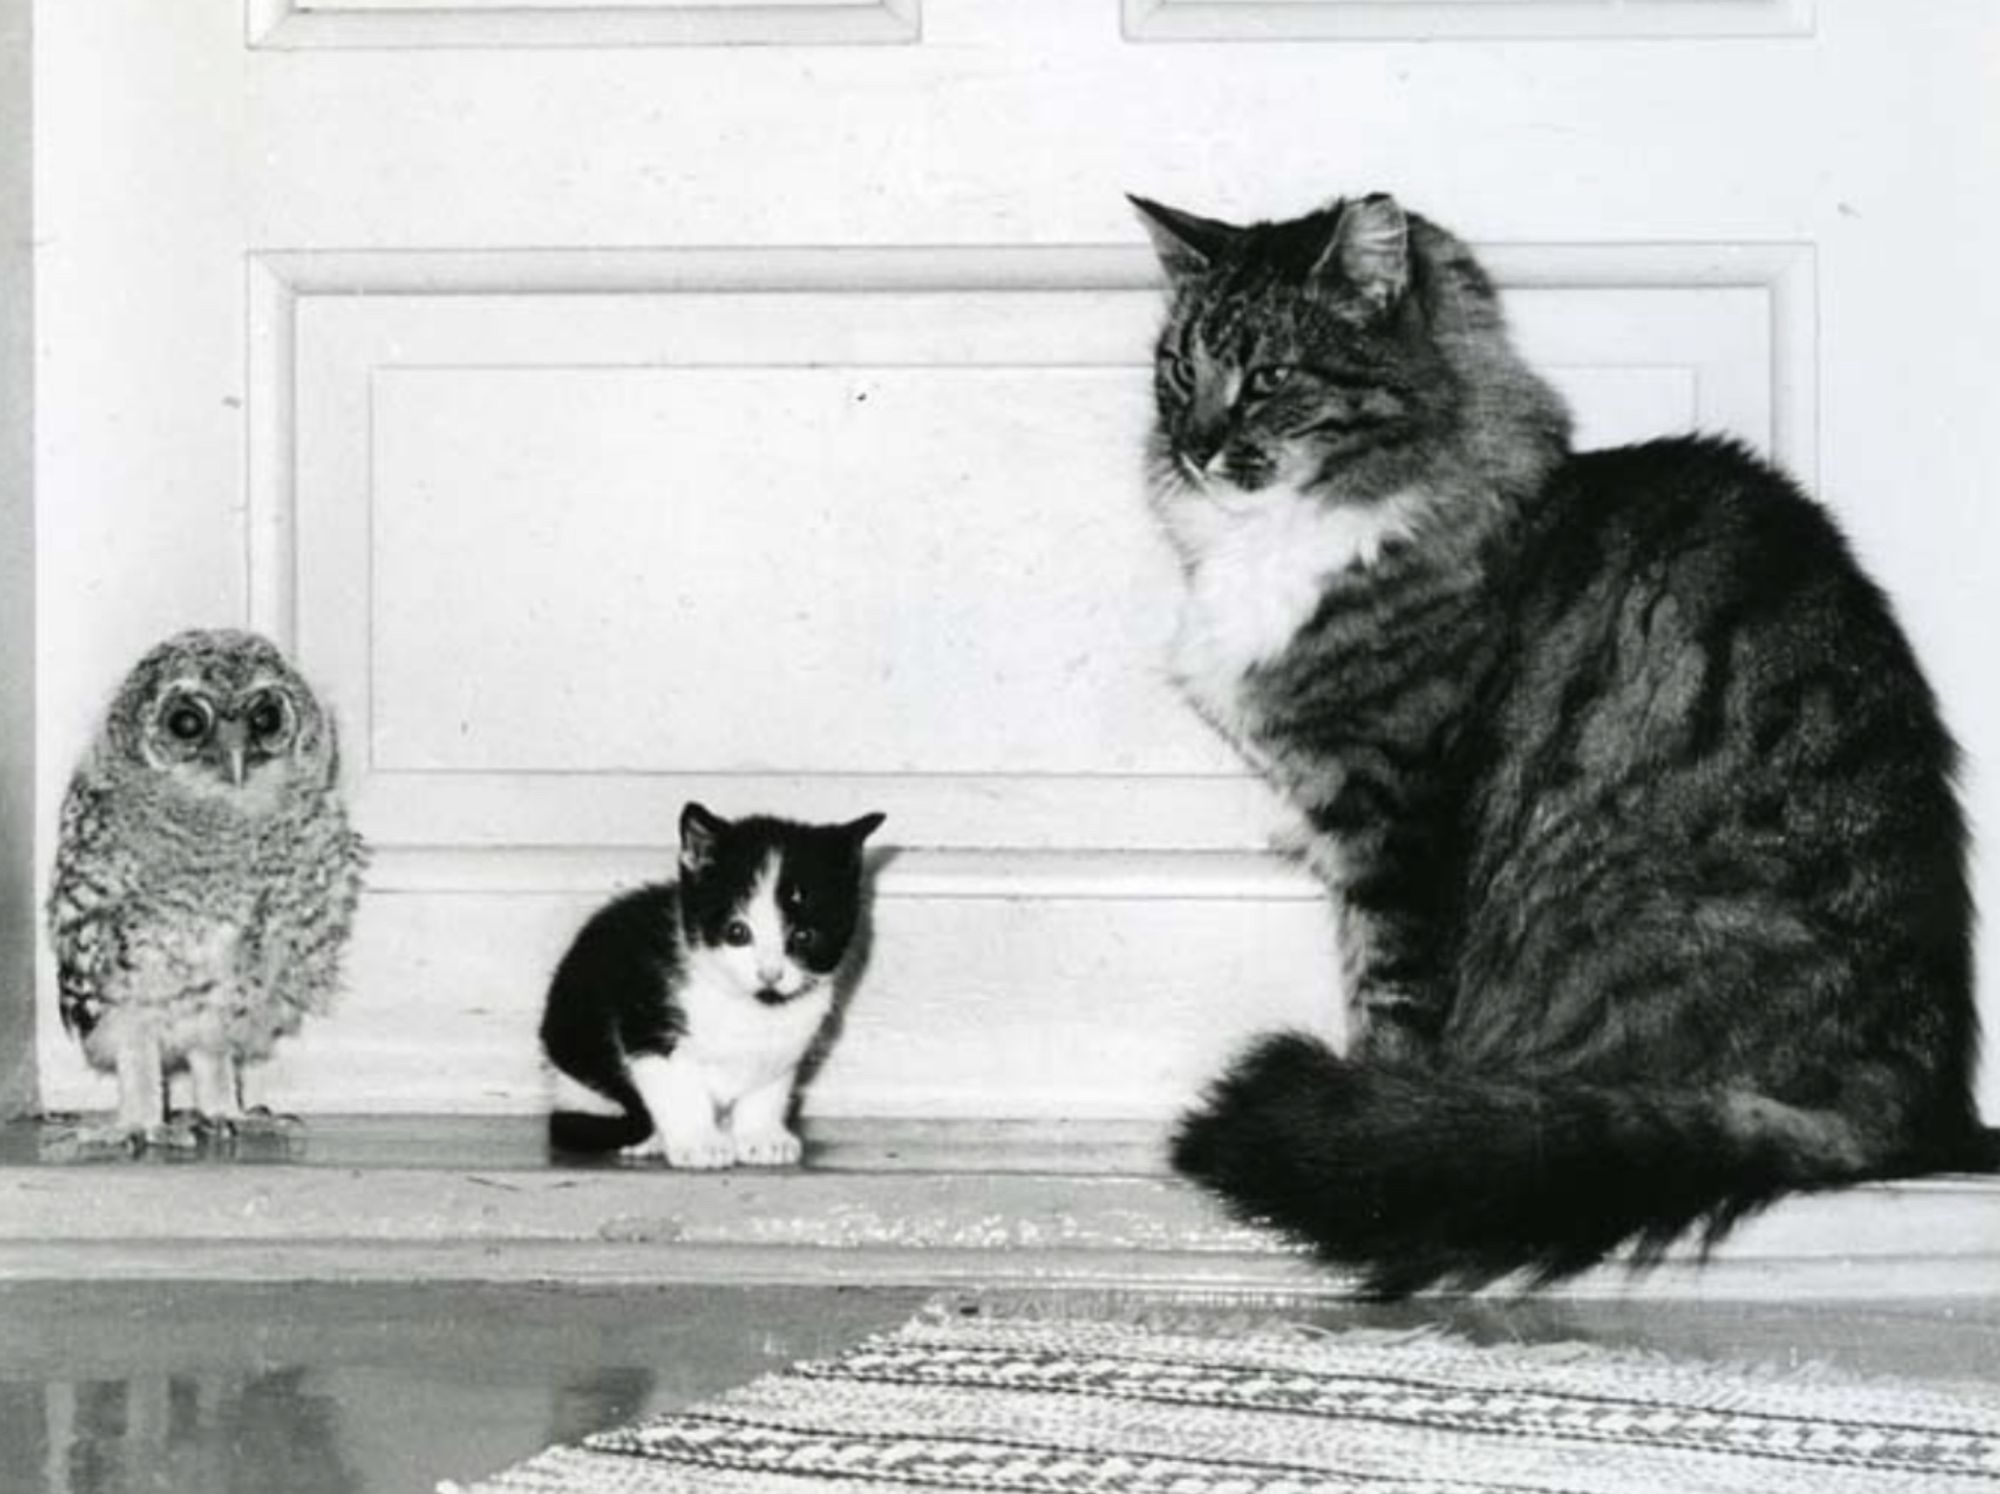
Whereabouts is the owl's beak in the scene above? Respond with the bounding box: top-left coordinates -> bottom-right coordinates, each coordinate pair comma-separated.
214,719 -> 249,787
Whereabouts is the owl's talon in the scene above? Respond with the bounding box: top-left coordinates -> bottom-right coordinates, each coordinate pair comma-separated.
65,1118 -> 204,1154
216,1107 -> 303,1136
149,1119 -> 206,1151
62,1122 -> 147,1155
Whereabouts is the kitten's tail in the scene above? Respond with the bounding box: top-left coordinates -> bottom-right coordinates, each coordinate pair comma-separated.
1171,1031 -> 1913,1297
548,1106 -> 653,1153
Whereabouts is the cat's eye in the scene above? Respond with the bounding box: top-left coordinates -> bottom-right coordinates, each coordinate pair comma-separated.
164,701 -> 210,742
723,919 -> 754,947
788,928 -> 819,955
245,695 -> 287,739
1243,365 -> 1294,399
1159,351 -> 1195,395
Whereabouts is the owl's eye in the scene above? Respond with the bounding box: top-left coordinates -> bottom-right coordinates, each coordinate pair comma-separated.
164,703 -> 210,743
246,696 -> 287,739
723,919 -> 753,947
1243,365 -> 1294,400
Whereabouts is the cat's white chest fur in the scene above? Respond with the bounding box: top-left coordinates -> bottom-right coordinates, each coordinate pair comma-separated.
676,954 -> 831,1105
1167,481 -> 1419,739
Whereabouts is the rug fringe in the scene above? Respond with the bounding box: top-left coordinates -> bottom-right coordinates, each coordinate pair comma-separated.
919,1290 -> 2000,1406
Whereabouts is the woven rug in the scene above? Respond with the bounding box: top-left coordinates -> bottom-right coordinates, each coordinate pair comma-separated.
446,1300 -> 2000,1493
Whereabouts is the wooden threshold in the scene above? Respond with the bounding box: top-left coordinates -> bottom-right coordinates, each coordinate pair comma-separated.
2,1115 -> 1995,1300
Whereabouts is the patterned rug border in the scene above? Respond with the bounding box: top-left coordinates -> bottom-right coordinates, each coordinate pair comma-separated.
444,1293 -> 2000,1494
900,1294 -> 2000,1420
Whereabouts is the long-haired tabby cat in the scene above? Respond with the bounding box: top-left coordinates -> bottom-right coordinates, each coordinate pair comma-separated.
1132,190 -> 1987,1294
540,802 -> 883,1168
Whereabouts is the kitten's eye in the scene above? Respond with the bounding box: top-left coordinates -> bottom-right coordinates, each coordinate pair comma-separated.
1159,351 -> 1194,396
723,919 -> 753,947
245,696 -> 287,739
1243,365 -> 1293,400
164,703 -> 210,743
788,928 -> 819,955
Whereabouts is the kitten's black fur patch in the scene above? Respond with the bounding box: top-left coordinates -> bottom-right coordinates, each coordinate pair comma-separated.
539,804 -> 883,1154
1140,193 -> 1986,1293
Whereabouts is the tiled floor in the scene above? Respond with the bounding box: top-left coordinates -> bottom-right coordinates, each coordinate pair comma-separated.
2,1282 -> 1997,1494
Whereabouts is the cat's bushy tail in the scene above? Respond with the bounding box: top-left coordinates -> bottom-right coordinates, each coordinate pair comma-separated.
1171,1031 -> 1897,1297
548,1105 -> 652,1153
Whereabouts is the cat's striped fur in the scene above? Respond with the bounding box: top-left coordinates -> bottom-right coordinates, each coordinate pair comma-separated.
1135,192 -> 1987,1294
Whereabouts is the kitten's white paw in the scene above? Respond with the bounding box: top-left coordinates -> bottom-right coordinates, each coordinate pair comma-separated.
659,1132 -> 737,1170
732,1128 -> 803,1168
618,1129 -> 732,1169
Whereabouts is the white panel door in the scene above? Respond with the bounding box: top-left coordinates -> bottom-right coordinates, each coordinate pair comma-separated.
34,1 -> 2000,1124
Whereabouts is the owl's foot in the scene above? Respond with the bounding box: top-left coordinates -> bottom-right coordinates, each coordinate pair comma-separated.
64,1117 -> 205,1155
191,1106 -> 303,1139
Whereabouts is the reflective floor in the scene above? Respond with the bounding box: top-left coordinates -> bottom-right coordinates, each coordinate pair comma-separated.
3,1282 -> 1998,1494
0,1282 -> 926,1494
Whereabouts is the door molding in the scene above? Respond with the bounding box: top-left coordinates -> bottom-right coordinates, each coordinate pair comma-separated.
1123,0 -> 1815,43
248,0 -> 921,50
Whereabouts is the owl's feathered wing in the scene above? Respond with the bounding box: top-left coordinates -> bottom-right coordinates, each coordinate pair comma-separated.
245,789 -> 368,1027
48,762 -> 131,1044
50,746 -> 369,1069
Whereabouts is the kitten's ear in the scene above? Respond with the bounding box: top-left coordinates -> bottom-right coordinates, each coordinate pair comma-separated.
1313,193 -> 1409,311
842,812 -> 887,848
1129,195 -> 1240,282
679,801 -> 728,876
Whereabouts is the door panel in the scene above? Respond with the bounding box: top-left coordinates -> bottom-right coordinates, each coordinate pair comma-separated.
35,1 -> 1999,1123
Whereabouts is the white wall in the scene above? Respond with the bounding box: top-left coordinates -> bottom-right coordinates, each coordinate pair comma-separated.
0,0 -> 31,1114
30,1 -> 2000,1126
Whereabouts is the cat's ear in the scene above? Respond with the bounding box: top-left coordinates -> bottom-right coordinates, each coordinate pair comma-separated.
1314,193 -> 1409,312
842,812 -> 887,848
1129,195 -> 1240,282
679,801 -> 728,876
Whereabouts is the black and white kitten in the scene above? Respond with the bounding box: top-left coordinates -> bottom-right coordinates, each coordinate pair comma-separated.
1133,191 -> 1988,1293
540,802 -> 884,1168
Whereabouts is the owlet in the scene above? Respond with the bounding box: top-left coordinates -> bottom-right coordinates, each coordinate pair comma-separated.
47,628 -> 367,1148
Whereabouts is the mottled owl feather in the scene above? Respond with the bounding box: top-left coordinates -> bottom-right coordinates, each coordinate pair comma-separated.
47,628 -> 366,1144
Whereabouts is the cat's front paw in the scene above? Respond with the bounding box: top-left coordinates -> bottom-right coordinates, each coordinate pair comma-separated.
620,1128 -> 735,1169
1352,991 -> 1439,1067
732,1127 -> 803,1168
667,1134 -> 737,1170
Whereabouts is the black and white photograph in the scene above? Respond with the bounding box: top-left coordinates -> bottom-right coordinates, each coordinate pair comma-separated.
0,3 -> 1996,1490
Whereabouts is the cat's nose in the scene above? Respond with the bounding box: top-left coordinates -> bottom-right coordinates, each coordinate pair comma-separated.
1178,443 -> 1225,483
1178,419 -> 1232,477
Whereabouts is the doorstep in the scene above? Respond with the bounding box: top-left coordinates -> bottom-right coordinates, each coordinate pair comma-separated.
0,1115 -> 1994,1299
